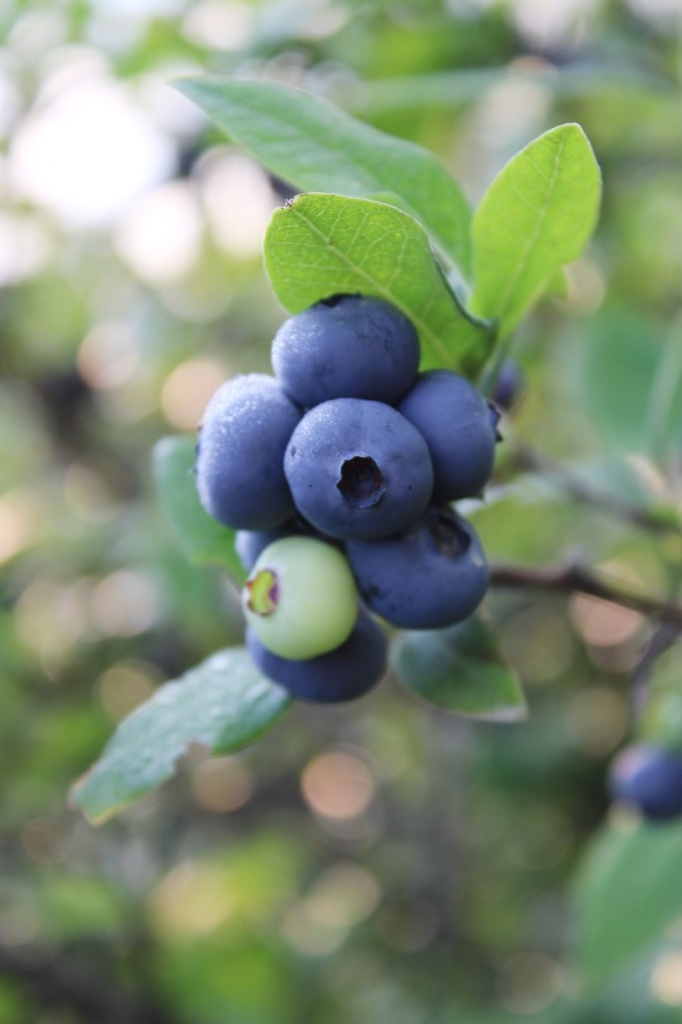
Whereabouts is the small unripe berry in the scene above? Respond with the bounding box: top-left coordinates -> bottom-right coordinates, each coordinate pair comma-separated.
242,536 -> 359,660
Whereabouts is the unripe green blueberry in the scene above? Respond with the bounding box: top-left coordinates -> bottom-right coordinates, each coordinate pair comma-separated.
241,537 -> 359,660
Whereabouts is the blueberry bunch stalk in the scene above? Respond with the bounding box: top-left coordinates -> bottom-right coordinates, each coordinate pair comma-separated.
195,293 -> 500,703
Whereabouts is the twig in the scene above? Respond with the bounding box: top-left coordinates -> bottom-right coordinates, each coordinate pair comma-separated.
509,445 -> 680,536
630,622 -> 682,717
489,562 -> 682,626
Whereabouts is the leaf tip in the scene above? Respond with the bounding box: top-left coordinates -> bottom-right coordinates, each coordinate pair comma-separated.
68,770 -> 90,808
484,701 -> 528,724
68,772 -> 108,826
550,122 -> 601,171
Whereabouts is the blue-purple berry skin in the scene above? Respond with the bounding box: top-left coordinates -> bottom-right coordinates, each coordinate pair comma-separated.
397,370 -> 498,501
347,505 -> 489,629
235,523 -> 303,573
236,523 -> 345,573
271,294 -> 420,408
195,373 -> 301,531
491,359 -> 524,412
609,744 -> 682,822
284,398 -> 434,541
246,611 -> 387,703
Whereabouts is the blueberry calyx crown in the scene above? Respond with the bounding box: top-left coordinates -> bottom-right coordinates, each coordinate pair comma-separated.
426,507 -> 472,559
244,569 -> 279,616
337,455 -> 385,508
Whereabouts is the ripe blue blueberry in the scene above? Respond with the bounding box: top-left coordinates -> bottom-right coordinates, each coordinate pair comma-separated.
397,370 -> 499,501
246,610 -> 387,703
608,743 -> 682,822
284,398 -> 434,541
241,536 -> 359,660
271,293 -> 420,408
195,373 -> 301,531
346,505 -> 489,629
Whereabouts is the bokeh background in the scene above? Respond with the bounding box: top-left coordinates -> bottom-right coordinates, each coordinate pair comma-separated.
1,1 -> 681,1021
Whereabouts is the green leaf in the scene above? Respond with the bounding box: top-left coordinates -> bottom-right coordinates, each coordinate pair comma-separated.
470,123 -> 601,337
544,266 -> 569,298
573,819 -> 682,988
71,647 -> 291,824
264,193 -> 492,374
173,76 -> 472,276
391,617 -> 527,721
153,435 -> 245,583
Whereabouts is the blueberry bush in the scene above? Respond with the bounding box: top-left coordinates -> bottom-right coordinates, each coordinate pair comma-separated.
72,84 -> 602,816
2,2 -> 682,1022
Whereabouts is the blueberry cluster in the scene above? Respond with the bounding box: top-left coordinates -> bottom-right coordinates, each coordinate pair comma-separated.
195,294 -> 500,703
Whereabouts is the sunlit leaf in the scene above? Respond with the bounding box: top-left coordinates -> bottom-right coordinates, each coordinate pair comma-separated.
470,123 -> 601,337
265,193 -> 492,374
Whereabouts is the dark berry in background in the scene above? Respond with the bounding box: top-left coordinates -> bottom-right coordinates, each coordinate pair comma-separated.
608,743 -> 682,822
490,359 -> 524,411
347,504 -> 489,629
284,397 -> 434,541
272,293 -> 420,408
246,610 -> 387,703
398,370 -> 498,501
195,373 -> 301,531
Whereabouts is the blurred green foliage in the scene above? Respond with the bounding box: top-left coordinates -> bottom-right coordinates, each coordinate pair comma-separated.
1,0 -> 681,1021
